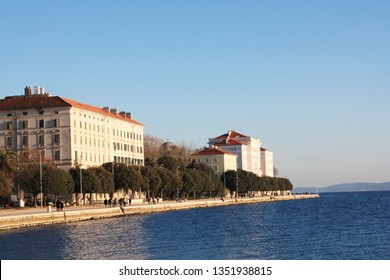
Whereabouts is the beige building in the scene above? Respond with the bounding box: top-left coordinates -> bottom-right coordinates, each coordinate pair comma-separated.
190,147 -> 237,179
0,86 -> 144,169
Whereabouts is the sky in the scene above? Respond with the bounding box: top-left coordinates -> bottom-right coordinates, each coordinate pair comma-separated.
1,0 -> 389,188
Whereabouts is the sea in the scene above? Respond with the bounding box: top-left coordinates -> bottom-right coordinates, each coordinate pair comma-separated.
1,191 -> 390,260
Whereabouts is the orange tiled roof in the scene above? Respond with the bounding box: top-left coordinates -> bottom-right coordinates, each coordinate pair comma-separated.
191,147 -> 237,156
213,138 -> 246,146
213,130 -> 248,139
61,97 -> 144,126
0,94 -> 144,126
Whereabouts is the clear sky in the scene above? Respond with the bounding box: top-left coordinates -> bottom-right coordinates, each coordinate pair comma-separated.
1,0 -> 389,188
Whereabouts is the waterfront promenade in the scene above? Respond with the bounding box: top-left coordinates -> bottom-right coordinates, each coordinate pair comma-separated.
0,194 -> 319,231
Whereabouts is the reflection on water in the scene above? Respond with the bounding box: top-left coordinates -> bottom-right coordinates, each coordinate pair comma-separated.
60,216 -> 149,260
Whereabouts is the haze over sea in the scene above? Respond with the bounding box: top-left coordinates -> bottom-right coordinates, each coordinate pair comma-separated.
1,191 -> 389,260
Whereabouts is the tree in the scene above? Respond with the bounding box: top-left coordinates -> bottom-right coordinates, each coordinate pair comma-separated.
0,151 -> 17,177
158,155 -> 182,171
141,166 -> 162,198
144,134 -> 164,160
19,163 -> 41,206
0,171 -> 12,197
69,167 -> 100,205
42,164 -> 74,202
89,166 -> 115,195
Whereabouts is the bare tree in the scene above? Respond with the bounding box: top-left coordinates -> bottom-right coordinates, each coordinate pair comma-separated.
144,134 -> 164,160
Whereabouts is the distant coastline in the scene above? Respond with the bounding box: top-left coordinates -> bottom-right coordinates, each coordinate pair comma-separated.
293,182 -> 390,193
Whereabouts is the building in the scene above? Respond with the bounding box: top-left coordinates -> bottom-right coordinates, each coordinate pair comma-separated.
260,147 -> 274,177
208,130 -> 262,176
190,147 -> 237,179
0,86 -> 145,169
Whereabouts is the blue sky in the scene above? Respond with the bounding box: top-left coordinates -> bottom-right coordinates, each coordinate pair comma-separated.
1,0 -> 389,188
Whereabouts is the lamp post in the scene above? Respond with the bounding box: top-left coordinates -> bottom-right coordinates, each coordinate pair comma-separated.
80,156 -> 83,206
176,166 -> 179,202
39,150 -> 43,208
160,164 -> 164,199
235,157 -> 239,198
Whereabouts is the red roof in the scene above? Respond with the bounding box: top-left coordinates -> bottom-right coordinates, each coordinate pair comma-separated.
214,138 -> 246,146
0,94 -> 144,126
213,130 -> 248,139
61,97 -> 144,126
191,147 -> 236,156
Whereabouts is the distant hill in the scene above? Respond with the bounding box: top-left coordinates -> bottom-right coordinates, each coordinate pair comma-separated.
293,182 -> 390,193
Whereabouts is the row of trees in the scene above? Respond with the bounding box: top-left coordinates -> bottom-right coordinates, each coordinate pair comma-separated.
0,148 -> 293,207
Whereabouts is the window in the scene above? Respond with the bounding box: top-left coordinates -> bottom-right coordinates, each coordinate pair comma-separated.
54,150 -> 61,161
54,134 -> 60,145
39,111 -> 44,115
6,136 -> 12,148
6,121 -> 12,130
214,158 -> 218,162
23,112 -> 28,116
39,120 -> 44,128
20,120 -> 28,129
54,119 -> 60,128
39,135 -> 45,146
22,135 -> 29,146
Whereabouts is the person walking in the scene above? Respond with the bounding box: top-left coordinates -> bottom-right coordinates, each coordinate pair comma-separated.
104,198 -> 108,207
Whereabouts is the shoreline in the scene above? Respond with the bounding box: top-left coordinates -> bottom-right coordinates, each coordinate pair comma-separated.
0,194 -> 319,231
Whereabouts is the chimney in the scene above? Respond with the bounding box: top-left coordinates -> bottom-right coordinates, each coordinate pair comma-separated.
24,86 -> 32,96
119,111 -> 126,117
34,86 -> 45,95
103,107 -> 110,112
110,108 -> 117,115
126,112 -> 132,119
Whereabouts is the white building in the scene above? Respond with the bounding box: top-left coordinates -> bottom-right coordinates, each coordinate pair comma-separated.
209,130 -> 274,177
0,86 -> 145,169
209,130 -> 262,176
260,147 -> 274,177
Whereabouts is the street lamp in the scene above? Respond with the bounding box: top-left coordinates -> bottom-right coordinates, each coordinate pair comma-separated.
176,166 -> 179,202
39,150 -> 43,208
160,164 -> 164,199
79,156 -> 83,206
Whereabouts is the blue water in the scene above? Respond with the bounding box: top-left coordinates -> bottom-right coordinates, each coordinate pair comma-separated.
1,191 -> 390,260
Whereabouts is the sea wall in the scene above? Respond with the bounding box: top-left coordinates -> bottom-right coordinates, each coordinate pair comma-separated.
0,194 -> 319,231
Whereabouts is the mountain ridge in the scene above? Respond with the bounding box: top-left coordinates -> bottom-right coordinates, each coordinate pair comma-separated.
293,182 -> 390,193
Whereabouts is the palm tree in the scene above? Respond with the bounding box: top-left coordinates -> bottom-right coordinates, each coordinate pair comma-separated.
0,151 -> 17,198
0,151 -> 17,177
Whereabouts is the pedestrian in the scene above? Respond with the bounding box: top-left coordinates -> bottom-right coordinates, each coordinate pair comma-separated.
113,197 -> 117,207
108,198 -> 112,207
123,197 -> 127,207
104,198 -> 108,207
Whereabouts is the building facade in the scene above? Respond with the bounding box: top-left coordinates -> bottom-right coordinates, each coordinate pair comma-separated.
260,147 -> 274,177
190,147 -> 237,179
0,87 -> 144,169
208,130 -> 275,177
208,130 -> 262,176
